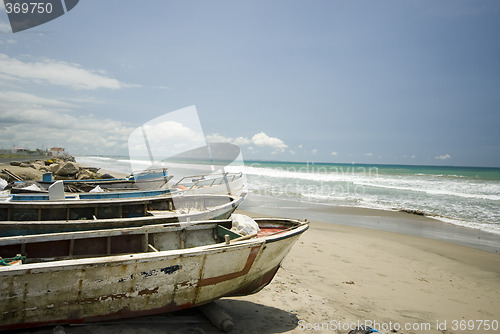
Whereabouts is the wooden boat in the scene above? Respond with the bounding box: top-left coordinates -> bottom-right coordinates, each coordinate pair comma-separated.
0,217 -> 308,331
12,171 -> 244,196
32,168 -> 172,192
6,187 -> 174,202
0,193 -> 245,236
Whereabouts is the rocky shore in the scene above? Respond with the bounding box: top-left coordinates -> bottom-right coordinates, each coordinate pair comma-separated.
0,155 -> 114,186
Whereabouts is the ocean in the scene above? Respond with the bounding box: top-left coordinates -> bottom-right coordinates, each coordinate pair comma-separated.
76,156 -> 500,235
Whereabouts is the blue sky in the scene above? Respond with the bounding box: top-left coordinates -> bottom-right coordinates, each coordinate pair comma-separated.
0,0 -> 499,167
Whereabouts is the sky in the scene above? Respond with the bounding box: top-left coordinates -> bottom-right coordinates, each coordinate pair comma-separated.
0,0 -> 499,167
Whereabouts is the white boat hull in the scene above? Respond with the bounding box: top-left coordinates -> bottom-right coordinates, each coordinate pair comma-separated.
0,219 -> 307,330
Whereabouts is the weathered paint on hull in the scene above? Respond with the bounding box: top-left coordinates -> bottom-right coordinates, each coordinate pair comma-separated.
0,229 -> 304,331
0,194 -> 242,221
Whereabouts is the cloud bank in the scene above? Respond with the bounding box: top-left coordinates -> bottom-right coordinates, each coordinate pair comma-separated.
206,132 -> 288,153
435,154 -> 451,160
0,91 -> 133,154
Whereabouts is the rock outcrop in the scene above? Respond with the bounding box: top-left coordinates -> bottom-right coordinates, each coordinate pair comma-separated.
1,156 -> 104,183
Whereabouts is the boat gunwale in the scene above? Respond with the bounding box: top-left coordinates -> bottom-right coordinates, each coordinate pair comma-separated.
0,218 -> 308,273
0,195 -> 243,226
2,193 -> 240,206
0,219 -> 224,244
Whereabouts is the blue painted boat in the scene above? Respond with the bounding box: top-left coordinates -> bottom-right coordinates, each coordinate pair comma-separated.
9,188 -> 173,201
33,168 -> 172,192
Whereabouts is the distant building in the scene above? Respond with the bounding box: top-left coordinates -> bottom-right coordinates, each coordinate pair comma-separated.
12,148 -> 27,153
49,147 -> 65,156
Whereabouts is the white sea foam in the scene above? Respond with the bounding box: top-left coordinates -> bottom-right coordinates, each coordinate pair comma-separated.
237,164 -> 500,234
230,164 -> 500,202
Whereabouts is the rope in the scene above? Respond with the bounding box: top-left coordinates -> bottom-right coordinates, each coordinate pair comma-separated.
0,255 -> 26,266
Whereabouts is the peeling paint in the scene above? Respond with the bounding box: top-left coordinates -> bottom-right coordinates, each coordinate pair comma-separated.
140,265 -> 181,278
161,265 -> 181,274
138,287 -> 159,296
0,219 -> 308,331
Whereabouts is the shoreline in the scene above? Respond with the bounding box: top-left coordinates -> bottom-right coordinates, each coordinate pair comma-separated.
239,193 -> 500,254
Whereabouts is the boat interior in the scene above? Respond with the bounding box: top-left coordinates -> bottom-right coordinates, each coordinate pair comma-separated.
0,219 -> 297,265
0,195 -> 236,221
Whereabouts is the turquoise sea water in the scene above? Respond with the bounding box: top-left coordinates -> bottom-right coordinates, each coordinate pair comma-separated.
76,156 -> 500,235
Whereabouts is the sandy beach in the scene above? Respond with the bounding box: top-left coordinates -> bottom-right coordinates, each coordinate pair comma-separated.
1,162 -> 499,334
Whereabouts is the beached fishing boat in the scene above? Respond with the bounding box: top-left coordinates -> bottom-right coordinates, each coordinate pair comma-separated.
0,217 -> 308,331
0,193 -> 245,236
32,168 -> 172,192
6,187 -> 174,202
12,171 -> 244,196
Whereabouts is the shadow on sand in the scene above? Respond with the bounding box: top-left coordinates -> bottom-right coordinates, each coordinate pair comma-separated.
17,299 -> 298,334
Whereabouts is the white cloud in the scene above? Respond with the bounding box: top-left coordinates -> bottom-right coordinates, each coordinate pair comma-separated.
365,152 -> 373,157
143,121 -> 201,142
205,133 -> 233,144
207,132 -> 286,153
331,151 -> 338,156
0,54 -> 136,90
0,91 -> 75,110
312,149 -> 318,155
128,120 -> 205,161
435,154 -> 451,160
251,132 -> 287,152
233,136 -> 251,146
0,112 -> 133,154
206,133 -> 250,146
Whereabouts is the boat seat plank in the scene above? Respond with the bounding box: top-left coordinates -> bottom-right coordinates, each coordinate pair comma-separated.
216,226 -> 242,242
